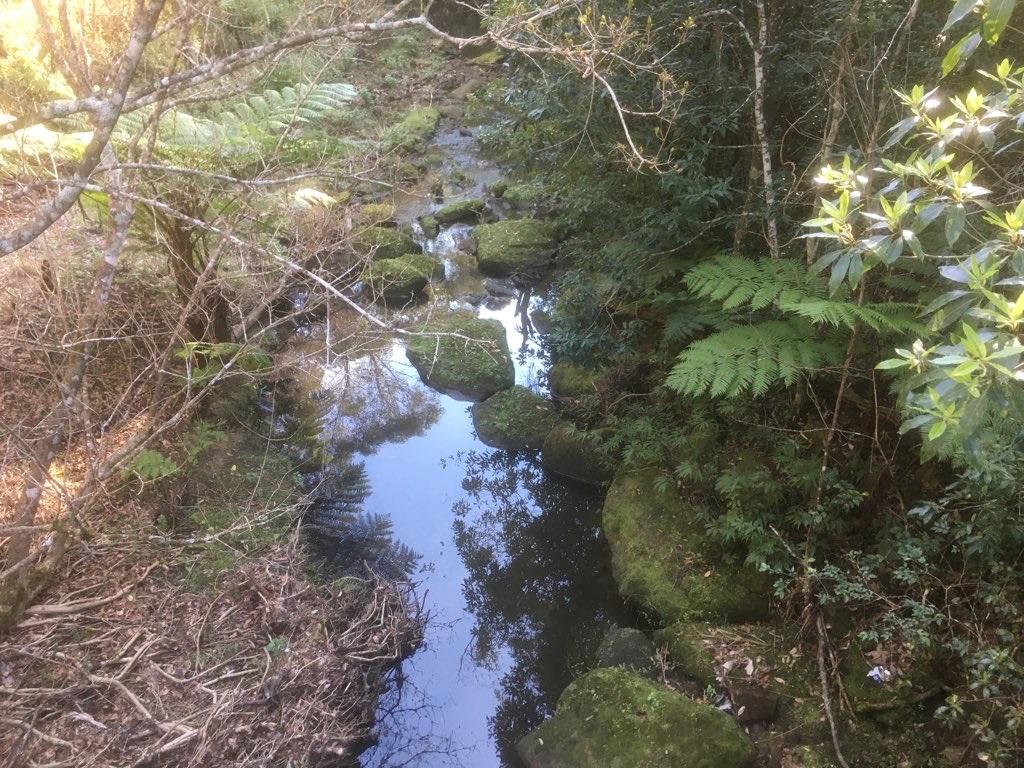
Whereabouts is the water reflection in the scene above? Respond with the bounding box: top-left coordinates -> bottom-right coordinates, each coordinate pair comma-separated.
305,461 -> 421,582
450,449 -> 632,765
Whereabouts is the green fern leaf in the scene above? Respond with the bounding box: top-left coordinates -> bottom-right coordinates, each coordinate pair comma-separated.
666,320 -> 845,398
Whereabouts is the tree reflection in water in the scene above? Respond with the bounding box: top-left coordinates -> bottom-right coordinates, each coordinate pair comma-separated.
316,345 -> 442,457
451,449 -> 632,766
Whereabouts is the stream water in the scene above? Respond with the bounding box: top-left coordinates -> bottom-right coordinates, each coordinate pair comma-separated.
277,122 -> 631,767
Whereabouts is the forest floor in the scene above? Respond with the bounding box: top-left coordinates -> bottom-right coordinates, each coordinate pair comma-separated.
0,25 -> 497,768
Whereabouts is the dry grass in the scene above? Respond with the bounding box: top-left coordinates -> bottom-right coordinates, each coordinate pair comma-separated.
0,526 -> 422,767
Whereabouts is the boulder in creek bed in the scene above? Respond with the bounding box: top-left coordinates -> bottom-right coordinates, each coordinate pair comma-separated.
540,424 -> 617,486
603,468 -> 771,624
471,386 -> 563,451
406,314 -> 514,401
351,226 -> 421,261
517,667 -> 755,768
361,256 -> 430,302
434,197 -> 489,225
475,219 -> 557,278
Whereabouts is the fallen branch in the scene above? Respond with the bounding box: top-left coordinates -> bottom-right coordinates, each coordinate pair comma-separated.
21,563 -> 161,618
816,610 -> 851,768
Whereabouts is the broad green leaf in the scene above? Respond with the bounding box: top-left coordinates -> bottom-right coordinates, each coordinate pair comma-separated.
946,204 -> 967,245
928,421 -> 948,441
943,0 -> 979,30
982,0 -> 1015,43
942,31 -> 982,77
876,358 -> 910,370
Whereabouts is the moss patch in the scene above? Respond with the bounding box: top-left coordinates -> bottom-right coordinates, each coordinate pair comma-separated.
386,106 -> 441,153
475,219 -> 557,277
654,622 -> 719,688
358,203 -> 395,224
404,253 -> 445,281
471,386 -> 563,451
419,214 -> 439,239
602,469 -> 771,624
362,256 -> 429,301
352,225 -> 421,261
548,363 -> 605,399
434,197 -> 488,224
518,668 -> 755,768
406,314 -> 514,401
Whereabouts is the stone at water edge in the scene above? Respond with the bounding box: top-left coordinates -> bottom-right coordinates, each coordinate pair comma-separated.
602,468 -> 771,624
540,424 -> 617,486
361,256 -> 430,302
351,226 -> 421,261
475,219 -> 557,278
516,667 -> 755,768
471,386 -> 563,451
593,626 -> 658,679
547,363 -> 606,400
434,197 -> 489,225
405,314 -> 514,402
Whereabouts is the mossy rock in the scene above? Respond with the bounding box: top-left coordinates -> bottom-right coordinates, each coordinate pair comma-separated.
352,226 -> 421,261
386,106 -> 441,153
517,668 -> 755,768
602,469 -> 771,624
434,197 -> 488,225
654,622 -> 719,688
541,424 -> 617,486
548,363 -> 605,399
362,256 -> 429,301
405,253 -> 446,281
594,627 -> 657,679
419,214 -> 440,239
501,181 -> 546,206
471,386 -> 563,451
475,219 -> 557,278
406,314 -> 514,401
359,203 -> 396,224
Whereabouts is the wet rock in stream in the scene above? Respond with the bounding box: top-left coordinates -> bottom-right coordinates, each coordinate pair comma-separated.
405,313 -> 514,401
471,385 -> 564,451
517,668 -> 755,768
475,219 -> 558,277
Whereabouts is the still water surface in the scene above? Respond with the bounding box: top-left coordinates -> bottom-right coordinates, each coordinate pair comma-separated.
283,125 -> 630,767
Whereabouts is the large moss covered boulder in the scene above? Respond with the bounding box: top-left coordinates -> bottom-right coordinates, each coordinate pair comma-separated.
352,226 -> 421,261
362,256 -> 430,301
406,314 -> 514,401
541,424 -> 616,486
475,219 -> 557,277
471,386 -> 563,450
603,469 -> 770,624
517,668 -> 755,768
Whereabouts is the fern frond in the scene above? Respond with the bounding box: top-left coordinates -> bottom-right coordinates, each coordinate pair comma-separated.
666,320 -> 845,398
684,254 -> 809,311
779,298 -> 926,335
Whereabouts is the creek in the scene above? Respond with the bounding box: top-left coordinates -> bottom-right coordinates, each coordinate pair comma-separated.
274,122 -> 632,767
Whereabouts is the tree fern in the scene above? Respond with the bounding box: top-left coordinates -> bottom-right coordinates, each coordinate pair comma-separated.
666,319 -> 846,398
106,82 -> 357,149
684,253 -> 808,311
778,298 -> 925,335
